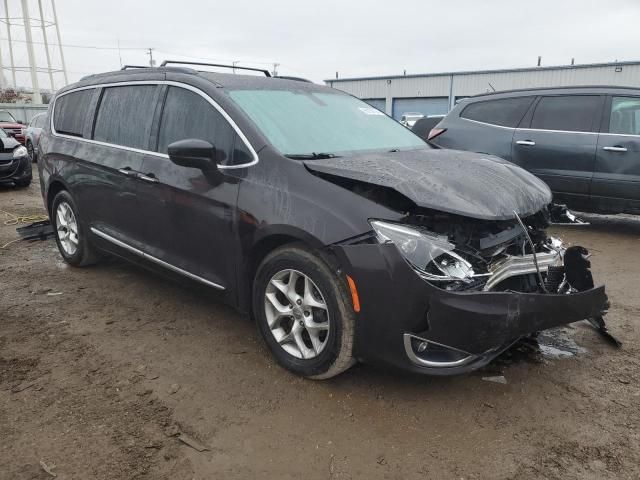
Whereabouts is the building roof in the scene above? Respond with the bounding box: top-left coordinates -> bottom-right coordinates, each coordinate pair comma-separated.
326,60 -> 640,83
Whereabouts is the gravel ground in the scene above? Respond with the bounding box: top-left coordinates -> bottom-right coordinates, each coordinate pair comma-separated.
1,171 -> 639,479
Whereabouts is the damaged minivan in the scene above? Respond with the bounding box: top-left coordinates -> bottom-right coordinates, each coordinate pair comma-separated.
39,62 -> 610,378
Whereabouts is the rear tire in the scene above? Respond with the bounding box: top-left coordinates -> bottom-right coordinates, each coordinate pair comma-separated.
253,244 -> 355,379
51,190 -> 101,267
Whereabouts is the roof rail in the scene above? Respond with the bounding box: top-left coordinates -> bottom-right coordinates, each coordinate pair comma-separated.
160,60 -> 271,77
120,65 -> 151,70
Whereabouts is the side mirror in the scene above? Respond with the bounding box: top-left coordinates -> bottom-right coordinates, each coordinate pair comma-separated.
167,139 -> 217,170
17,120 -> 24,125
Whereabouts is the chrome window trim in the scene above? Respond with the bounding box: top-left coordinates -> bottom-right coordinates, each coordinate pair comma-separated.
460,116 -> 600,135
90,227 -> 225,290
459,117 -> 515,131
462,116 -> 640,137
50,80 -> 259,169
599,132 -> 640,138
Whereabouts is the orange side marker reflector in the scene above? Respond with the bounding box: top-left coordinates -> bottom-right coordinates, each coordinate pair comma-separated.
346,275 -> 361,313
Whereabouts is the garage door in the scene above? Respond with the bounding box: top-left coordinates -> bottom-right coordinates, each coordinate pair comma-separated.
363,98 -> 386,113
392,97 -> 449,120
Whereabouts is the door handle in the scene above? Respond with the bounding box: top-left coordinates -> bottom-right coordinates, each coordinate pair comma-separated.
137,173 -> 159,184
603,146 -> 628,152
516,140 -> 536,146
118,167 -> 138,176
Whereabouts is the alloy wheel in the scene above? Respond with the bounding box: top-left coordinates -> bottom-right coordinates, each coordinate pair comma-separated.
264,269 -> 330,359
56,201 -> 79,256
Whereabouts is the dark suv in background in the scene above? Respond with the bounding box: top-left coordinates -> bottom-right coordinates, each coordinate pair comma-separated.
430,86 -> 640,215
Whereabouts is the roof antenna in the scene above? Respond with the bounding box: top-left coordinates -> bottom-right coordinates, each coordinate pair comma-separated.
487,82 -> 496,92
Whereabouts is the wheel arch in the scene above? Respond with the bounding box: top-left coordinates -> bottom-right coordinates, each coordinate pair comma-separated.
238,225 -> 340,315
46,178 -> 69,216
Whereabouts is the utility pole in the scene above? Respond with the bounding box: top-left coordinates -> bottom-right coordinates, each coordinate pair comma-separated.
50,0 -> 68,84
147,48 -> 155,67
4,0 -> 16,88
232,61 -> 238,74
0,24 -> 4,88
37,0 -> 55,91
21,0 -> 42,103
117,39 -> 122,68
272,63 -> 279,77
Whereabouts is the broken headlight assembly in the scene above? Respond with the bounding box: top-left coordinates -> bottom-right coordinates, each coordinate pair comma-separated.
370,220 -> 475,282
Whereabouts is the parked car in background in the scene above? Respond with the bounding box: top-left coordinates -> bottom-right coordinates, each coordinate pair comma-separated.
411,115 -> 445,141
0,126 -> 31,187
24,112 -> 47,162
430,86 -> 640,215
38,65 -> 608,379
400,112 -> 424,127
0,110 -> 26,144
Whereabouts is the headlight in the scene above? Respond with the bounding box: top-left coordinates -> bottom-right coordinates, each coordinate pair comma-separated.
370,220 -> 475,282
13,145 -> 27,158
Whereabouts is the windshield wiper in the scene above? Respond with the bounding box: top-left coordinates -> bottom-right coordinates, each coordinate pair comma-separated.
284,152 -> 340,160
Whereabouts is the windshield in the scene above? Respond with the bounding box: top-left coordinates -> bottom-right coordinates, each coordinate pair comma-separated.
0,111 -> 16,123
228,89 -> 426,156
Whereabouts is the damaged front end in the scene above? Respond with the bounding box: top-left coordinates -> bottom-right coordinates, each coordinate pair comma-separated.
333,205 -> 611,375
370,207 -> 587,295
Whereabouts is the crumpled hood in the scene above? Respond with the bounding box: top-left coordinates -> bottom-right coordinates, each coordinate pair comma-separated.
304,148 -> 552,220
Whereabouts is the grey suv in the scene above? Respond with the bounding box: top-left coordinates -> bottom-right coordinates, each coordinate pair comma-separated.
430,86 -> 640,215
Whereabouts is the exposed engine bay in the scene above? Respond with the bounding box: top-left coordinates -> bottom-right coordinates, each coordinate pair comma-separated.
327,173 -> 596,296
383,207 -> 586,294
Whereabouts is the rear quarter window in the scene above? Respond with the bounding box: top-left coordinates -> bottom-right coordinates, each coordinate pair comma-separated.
53,89 -> 95,137
460,97 -> 534,127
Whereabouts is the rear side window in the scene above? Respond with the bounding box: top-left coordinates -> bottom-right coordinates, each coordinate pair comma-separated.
530,95 -> 600,132
93,85 -> 158,149
609,96 -> 640,135
460,97 -> 534,127
53,89 -> 94,137
157,86 -> 235,164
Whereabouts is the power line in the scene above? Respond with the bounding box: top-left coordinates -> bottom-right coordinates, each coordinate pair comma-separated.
155,48 -> 276,66
0,36 -> 145,51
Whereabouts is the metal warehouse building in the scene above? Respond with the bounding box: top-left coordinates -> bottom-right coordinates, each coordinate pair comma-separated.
325,61 -> 640,120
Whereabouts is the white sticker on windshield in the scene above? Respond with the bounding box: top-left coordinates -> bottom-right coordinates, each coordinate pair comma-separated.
359,107 -> 385,116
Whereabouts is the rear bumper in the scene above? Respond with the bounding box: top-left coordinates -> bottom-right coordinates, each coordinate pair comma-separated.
333,243 -> 608,375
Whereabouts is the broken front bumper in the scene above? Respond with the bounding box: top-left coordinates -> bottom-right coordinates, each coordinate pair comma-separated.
333,243 -> 608,375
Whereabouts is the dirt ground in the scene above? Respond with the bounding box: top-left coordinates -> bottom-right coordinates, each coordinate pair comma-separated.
1,171 -> 639,480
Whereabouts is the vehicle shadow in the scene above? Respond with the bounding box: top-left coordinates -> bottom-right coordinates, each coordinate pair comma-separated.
575,212 -> 640,236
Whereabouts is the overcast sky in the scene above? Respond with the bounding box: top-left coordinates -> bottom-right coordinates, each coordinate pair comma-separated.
2,0 -> 640,90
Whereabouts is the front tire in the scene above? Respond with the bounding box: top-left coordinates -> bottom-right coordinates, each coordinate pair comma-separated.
253,244 -> 355,379
51,190 -> 100,267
